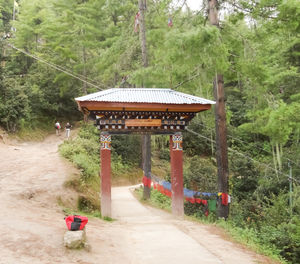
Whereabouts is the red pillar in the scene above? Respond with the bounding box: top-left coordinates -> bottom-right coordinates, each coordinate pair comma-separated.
100,132 -> 111,218
170,133 -> 184,217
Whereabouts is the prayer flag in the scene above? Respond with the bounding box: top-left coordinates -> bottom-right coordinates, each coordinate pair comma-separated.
134,12 -> 140,32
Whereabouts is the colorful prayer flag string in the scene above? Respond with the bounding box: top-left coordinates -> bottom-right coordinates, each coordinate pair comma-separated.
168,17 -> 173,27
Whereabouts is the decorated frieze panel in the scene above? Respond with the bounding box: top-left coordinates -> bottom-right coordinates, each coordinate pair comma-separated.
100,133 -> 111,150
172,133 -> 183,151
92,111 -> 196,133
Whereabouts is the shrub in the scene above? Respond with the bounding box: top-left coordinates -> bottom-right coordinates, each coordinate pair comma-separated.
77,195 -> 99,213
184,156 -> 217,193
72,152 -> 99,180
158,148 -> 170,160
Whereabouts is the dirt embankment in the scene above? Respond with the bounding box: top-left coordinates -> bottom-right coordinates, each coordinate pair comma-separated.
0,134 -> 277,264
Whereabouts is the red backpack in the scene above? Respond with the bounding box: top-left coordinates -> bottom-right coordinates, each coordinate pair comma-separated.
65,215 -> 88,231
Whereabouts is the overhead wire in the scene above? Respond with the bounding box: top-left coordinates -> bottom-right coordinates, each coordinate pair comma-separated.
185,127 -> 300,185
6,43 -> 107,90
193,121 -> 300,169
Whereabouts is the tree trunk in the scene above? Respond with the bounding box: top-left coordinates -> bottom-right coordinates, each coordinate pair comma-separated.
138,0 -> 148,68
214,74 -> 229,219
208,0 -> 219,26
208,0 -> 229,219
272,143 -> 279,179
275,142 -> 282,171
82,46 -> 87,95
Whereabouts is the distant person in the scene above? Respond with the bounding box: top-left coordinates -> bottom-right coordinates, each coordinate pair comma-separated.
55,121 -> 61,136
65,122 -> 72,139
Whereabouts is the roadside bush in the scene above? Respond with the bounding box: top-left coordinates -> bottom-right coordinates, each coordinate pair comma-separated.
112,135 -> 142,166
72,152 -> 99,180
158,148 -> 170,160
184,156 -> 217,192
77,195 -> 99,213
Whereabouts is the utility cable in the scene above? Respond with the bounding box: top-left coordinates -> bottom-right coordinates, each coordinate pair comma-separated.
193,122 -> 300,169
185,128 -> 300,184
6,43 -> 107,90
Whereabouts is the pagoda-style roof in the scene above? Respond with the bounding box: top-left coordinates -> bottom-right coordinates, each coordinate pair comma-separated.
75,88 -> 215,113
76,88 -> 214,104
75,88 -> 215,134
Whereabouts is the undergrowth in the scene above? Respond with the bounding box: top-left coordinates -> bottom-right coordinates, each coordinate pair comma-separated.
59,122 -> 143,213
14,117 -> 54,141
61,207 -> 114,222
135,186 -> 171,211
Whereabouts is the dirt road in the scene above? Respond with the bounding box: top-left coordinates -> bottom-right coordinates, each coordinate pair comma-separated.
0,134 -> 273,264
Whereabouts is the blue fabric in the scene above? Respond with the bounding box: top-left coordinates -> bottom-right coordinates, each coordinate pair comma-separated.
150,177 -> 217,197
184,188 -> 194,198
163,181 -> 171,190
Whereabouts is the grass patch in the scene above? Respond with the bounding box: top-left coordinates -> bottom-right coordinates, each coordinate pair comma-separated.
62,207 -> 102,219
134,186 -> 171,212
216,220 -> 286,264
103,216 -> 114,222
14,117 -> 54,141
112,167 -> 143,186
61,207 -> 115,222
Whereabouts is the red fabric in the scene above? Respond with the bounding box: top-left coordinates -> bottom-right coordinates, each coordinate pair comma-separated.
185,197 -> 195,203
142,176 -> 151,188
196,198 -> 201,204
65,215 -> 88,231
202,200 -> 208,206
222,193 -> 228,206
165,190 -> 172,197
159,185 -> 163,193
78,216 -> 88,230
65,215 -> 74,230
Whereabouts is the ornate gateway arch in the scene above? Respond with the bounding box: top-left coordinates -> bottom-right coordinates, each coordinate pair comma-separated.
76,88 -> 215,218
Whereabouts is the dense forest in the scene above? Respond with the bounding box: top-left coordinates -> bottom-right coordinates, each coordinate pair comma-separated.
1,0 -> 300,262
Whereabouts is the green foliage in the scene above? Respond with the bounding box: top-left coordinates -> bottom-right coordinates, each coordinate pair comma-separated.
59,123 -> 99,180
77,195 -> 98,213
184,156 -> 217,193
217,219 -> 285,263
0,74 -> 30,131
1,0 -> 300,262
0,0 -> 14,32
158,148 -> 169,160
135,186 -> 171,211
112,134 -> 142,166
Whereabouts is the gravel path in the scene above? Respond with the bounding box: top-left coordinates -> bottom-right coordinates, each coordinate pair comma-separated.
0,135 -> 273,264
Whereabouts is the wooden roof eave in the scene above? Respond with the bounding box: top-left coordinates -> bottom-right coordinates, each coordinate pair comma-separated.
75,101 -> 212,113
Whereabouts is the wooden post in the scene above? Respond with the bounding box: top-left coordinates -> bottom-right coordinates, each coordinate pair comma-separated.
170,133 -> 184,217
214,75 -> 229,218
208,0 -> 229,219
100,132 -> 111,217
143,134 -> 151,199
